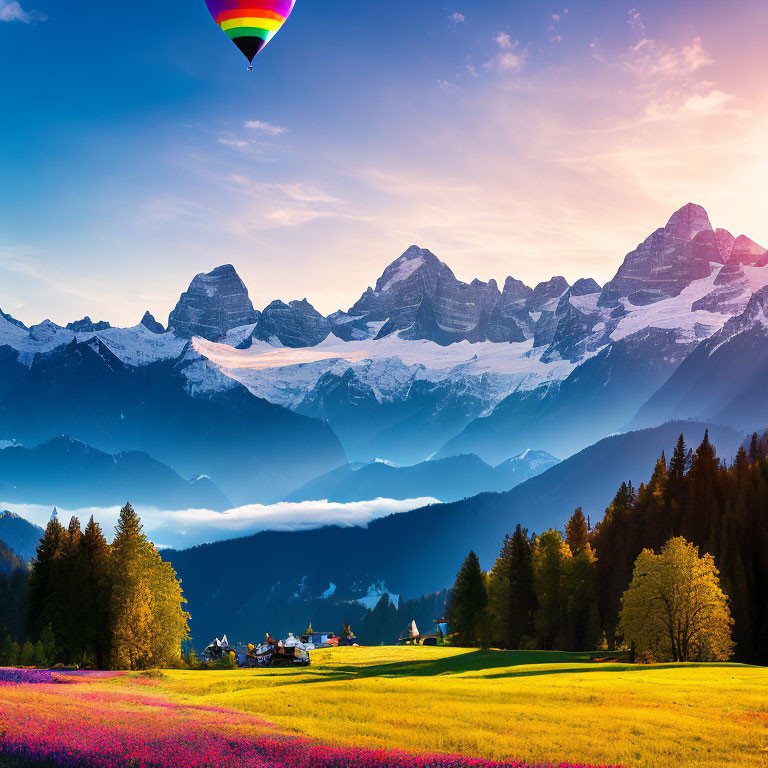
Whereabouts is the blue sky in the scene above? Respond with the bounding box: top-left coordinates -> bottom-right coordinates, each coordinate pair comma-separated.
1,0 -> 767,325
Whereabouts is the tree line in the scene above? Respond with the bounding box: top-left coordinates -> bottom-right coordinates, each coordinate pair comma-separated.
0,503 -> 189,670
447,430 -> 759,663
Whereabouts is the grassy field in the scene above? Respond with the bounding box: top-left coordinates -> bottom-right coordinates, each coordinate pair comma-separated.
154,646 -> 768,768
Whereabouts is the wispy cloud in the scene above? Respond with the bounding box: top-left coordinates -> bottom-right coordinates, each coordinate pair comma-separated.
1,498 -> 439,549
275,184 -> 341,204
0,245 -> 141,325
625,35 -> 713,79
590,10 -> 728,123
266,208 -> 336,227
245,120 -> 286,136
217,135 -> 251,150
215,121 -> 288,153
494,32 -> 512,50
216,179 -> 348,232
0,0 -> 46,22
449,12 -> 465,24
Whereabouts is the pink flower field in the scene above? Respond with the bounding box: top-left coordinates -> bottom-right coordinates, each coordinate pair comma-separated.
0,671 -> 616,768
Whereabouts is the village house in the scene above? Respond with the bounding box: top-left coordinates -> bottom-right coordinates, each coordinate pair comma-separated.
397,619 -> 447,646
301,625 -> 339,648
300,622 -> 358,648
201,635 -> 230,663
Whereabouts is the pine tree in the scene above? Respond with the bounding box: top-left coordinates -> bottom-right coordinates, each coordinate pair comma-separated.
507,525 -> 537,647
682,432 -> 721,547
612,481 -> 634,509
562,544 -> 598,650
20,641 -> 35,666
27,511 -> 69,660
446,550 -> 488,646
669,434 -> 687,480
71,517 -> 112,668
645,454 -> 670,549
532,530 -> 572,649
67,517 -> 83,551
586,601 -> 602,650
61,517 -> 83,662
110,504 -> 189,669
0,629 -> 12,665
487,535 -> 514,647
565,508 -> 589,554
39,625 -> 56,668
593,481 -> 637,645
487,525 -> 537,649
734,446 -> 749,477
0,556 -> 27,646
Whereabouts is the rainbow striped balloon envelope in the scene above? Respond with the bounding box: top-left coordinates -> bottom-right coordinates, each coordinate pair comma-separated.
205,0 -> 296,66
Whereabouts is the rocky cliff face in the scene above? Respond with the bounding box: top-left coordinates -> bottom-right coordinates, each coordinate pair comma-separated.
140,311 -> 166,334
168,264 -> 260,341
398,277 -> 502,344
329,247 -> 584,347
541,289 -> 601,362
717,284 -> 768,340
528,276 -> 570,310
486,277 -> 534,343
571,278 -> 601,296
66,317 -> 111,333
330,246 -> 507,346
691,264 -> 750,314
599,203 -> 723,307
730,235 -> 766,266
0,309 -> 26,331
715,228 -> 736,261
252,299 -> 331,348
632,286 -> 768,432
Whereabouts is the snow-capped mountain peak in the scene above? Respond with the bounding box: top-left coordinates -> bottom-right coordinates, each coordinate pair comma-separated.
2,203 -> 768,472
167,264 -> 260,341
379,247 -> 429,292
730,235 -> 766,266
664,202 -> 713,241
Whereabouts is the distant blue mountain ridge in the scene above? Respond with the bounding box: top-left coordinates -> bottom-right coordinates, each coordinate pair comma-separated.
285,450 -> 559,504
0,511 -> 43,561
0,436 -> 231,511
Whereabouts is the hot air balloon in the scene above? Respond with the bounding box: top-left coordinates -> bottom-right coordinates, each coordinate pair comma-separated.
205,0 -> 296,70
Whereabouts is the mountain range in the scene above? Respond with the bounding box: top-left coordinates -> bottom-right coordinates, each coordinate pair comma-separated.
0,201 -> 765,516
0,334 -> 344,505
193,203 -> 768,465
286,450 -> 559,504
3,201 -> 768,646
0,436 -> 230,511
167,421 -> 742,644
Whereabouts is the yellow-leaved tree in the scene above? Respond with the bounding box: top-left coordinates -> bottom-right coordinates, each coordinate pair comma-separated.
110,503 -> 190,669
619,536 -> 734,662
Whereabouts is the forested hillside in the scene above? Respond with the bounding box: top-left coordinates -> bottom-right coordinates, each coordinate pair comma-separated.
448,428 -> 767,663
592,430 -> 768,663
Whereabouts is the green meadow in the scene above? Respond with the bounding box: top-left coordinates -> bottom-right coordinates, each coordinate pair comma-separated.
154,646 -> 768,768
